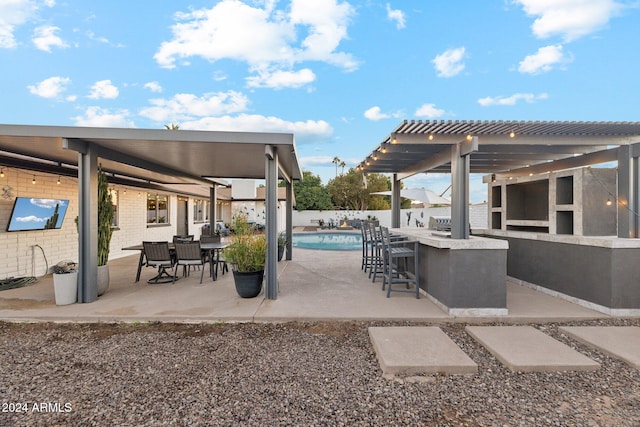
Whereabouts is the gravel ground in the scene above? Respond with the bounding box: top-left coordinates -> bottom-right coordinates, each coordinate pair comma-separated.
1,318 -> 639,427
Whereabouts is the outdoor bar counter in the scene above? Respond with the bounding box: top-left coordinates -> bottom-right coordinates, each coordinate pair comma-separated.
479,229 -> 640,315
391,228 -> 509,316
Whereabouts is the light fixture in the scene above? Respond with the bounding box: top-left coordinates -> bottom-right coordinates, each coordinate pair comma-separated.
466,134 -> 472,141
57,176 -> 61,184
391,137 -> 398,144
509,131 -> 516,138
529,173 -> 533,176
381,145 -> 387,153
366,160 -> 371,166
491,173 -> 496,183
606,197 -> 613,206
123,188 -> 127,195
0,168 -> 4,178
373,155 -> 378,161
428,134 -> 434,141
32,175 -> 36,184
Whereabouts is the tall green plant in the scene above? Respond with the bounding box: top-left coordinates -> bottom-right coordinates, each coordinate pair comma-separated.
97,165 -> 114,266
224,213 -> 266,272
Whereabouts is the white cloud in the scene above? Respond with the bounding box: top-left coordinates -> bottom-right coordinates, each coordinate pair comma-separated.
518,44 -> 571,74
73,106 -> 134,127
0,0 -> 56,48
88,80 -> 119,99
16,215 -> 45,223
139,91 -> 249,122
32,25 -> 68,51
512,0 -> 625,42
179,114 -> 333,143
432,47 -> 466,78
27,76 -> 71,98
415,103 -> 445,118
477,92 -> 549,106
144,81 -> 163,93
246,67 -> 316,89
30,198 -> 65,208
386,3 -> 406,29
154,0 -> 357,88
364,106 -> 402,121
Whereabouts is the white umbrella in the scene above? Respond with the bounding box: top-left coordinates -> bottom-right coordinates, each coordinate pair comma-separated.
371,188 -> 451,205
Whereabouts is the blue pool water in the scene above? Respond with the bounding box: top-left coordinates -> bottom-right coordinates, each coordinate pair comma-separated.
292,232 -> 362,251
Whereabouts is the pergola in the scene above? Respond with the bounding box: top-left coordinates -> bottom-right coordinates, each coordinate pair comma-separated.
358,120 -> 640,238
0,124 -> 302,302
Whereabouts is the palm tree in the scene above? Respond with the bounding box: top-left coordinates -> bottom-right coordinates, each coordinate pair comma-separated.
340,160 -> 346,175
164,123 -> 180,130
332,156 -> 340,177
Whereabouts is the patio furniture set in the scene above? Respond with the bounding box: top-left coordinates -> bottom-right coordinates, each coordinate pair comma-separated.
124,235 -> 228,285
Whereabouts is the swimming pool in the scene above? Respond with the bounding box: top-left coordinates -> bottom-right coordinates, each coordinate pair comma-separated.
292,232 -> 362,251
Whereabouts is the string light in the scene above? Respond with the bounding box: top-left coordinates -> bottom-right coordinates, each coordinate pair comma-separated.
606,197 -> 613,206
57,176 -> 61,184
0,168 -> 4,178
428,134 -> 434,141
32,175 -> 36,184
509,131 -> 516,138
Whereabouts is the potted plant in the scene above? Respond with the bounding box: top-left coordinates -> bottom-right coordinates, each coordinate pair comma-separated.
53,260 -> 78,305
97,165 -> 114,296
224,213 -> 266,298
277,232 -> 288,261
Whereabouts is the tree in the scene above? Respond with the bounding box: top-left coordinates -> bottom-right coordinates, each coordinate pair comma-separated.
164,123 -> 180,130
293,171 -> 333,211
331,156 -> 340,177
327,168 -> 389,210
340,160 -> 346,175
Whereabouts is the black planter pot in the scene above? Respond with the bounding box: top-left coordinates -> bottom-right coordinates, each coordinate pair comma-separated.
278,245 -> 285,262
233,269 -> 264,298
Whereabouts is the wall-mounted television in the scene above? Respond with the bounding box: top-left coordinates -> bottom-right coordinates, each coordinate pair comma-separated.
6,197 -> 70,232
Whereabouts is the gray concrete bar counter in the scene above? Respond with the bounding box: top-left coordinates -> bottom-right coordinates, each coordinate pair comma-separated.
481,229 -> 640,315
392,229 -> 509,316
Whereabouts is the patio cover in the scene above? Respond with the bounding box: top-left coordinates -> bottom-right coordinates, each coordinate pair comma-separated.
0,124 -> 302,302
358,120 -> 640,238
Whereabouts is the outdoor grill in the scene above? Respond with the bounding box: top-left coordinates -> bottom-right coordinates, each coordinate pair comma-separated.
428,216 -> 452,231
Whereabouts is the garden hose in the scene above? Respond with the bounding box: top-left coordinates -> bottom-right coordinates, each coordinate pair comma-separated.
0,276 -> 38,292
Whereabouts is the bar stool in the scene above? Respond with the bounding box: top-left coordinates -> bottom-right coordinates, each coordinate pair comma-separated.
361,220 -> 374,272
368,222 -> 385,282
380,226 -> 420,298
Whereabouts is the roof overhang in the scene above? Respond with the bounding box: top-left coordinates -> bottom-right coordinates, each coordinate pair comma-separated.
358,120 -> 640,179
0,124 -> 302,197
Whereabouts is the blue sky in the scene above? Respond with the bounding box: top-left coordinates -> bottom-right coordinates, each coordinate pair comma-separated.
1,0 -> 639,202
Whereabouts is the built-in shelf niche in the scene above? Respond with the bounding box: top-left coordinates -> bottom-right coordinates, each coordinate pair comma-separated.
491,186 -> 502,208
506,180 -> 549,221
556,176 -> 574,205
556,211 -> 574,235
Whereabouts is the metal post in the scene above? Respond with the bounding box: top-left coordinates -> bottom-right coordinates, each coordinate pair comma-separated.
451,143 -> 471,239
391,173 -> 401,228
265,145 -> 278,299
285,180 -> 293,260
76,141 -> 98,302
209,185 -> 217,234
617,145 -> 640,238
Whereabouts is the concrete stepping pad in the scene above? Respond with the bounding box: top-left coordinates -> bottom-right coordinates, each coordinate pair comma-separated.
368,326 -> 477,375
560,326 -> 640,369
466,326 -> 600,372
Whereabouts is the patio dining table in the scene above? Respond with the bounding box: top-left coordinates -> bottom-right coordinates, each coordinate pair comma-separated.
123,241 -> 229,282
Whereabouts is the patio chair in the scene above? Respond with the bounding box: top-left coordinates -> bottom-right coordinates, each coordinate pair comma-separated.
173,241 -> 207,284
379,226 -> 420,298
143,241 -> 176,284
173,234 -> 194,243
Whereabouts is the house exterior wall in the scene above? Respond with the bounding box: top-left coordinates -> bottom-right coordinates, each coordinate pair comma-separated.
0,168 -> 208,279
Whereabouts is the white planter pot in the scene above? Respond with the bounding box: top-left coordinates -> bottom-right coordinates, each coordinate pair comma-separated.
97,264 -> 110,296
53,272 -> 77,305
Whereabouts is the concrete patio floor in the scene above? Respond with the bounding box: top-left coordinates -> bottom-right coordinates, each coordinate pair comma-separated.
0,247 -> 610,323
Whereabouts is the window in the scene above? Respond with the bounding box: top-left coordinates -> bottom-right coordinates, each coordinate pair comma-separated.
147,193 -> 169,224
193,199 -> 209,222
109,188 -> 119,227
